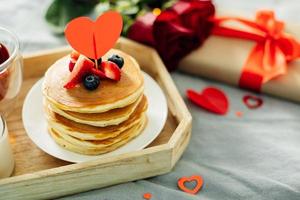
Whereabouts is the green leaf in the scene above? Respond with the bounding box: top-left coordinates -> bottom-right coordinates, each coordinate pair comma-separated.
121,15 -> 134,36
94,2 -> 110,14
45,0 -> 98,34
162,0 -> 176,9
114,1 -> 139,16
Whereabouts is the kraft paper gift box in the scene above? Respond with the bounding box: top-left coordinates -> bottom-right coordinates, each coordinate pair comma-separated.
178,13 -> 300,102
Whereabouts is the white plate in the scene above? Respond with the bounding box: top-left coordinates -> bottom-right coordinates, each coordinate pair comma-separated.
22,73 -> 168,163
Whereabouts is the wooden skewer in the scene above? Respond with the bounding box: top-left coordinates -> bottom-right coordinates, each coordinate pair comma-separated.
95,59 -> 98,69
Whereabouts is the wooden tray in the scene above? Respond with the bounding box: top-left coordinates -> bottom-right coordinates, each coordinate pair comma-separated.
0,38 -> 192,200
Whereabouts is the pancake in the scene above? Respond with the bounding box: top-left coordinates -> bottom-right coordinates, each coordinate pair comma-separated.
48,95 -> 144,127
46,96 -> 148,140
43,49 -> 144,113
49,115 -> 147,155
43,48 -> 149,156
53,114 -> 146,149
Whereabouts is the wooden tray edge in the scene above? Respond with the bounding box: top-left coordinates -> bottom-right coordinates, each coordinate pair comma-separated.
0,38 -> 192,199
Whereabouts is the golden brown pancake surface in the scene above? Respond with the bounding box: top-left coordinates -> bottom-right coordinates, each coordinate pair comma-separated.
49,115 -> 147,155
46,96 -> 147,138
48,95 -> 144,127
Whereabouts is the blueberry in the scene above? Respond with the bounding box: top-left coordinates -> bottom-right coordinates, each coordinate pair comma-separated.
83,74 -> 100,90
108,54 -> 124,69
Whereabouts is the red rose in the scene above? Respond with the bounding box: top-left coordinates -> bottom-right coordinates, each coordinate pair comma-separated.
128,0 -> 215,71
127,13 -> 156,46
154,0 -> 215,70
173,0 -> 215,40
153,9 -> 200,70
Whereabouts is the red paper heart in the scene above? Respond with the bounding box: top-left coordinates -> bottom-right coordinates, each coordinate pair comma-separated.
65,11 -> 123,59
187,87 -> 229,115
243,95 -> 263,109
143,193 -> 152,199
177,175 -> 204,195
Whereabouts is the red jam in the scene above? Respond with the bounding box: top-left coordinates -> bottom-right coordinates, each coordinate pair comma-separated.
0,43 -> 9,65
0,43 -> 10,100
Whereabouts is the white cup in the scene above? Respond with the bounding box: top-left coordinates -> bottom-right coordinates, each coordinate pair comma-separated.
0,116 -> 14,178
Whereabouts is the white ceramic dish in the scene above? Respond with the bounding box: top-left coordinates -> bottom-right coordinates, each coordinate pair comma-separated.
22,73 -> 168,163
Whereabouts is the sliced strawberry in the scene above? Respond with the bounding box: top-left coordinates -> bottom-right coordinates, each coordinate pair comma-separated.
68,51 -> 80,72
64,55 -> 95,89
101,61 -> 121,81
68,60 -> 76,72
70,50 -> 80,60
91,68 -> 106,79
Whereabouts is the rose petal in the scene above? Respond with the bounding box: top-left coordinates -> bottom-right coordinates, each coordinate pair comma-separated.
127,13 -> 156,46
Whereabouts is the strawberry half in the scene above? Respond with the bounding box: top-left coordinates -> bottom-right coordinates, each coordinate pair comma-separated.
101,61 -> 121,81
91,68 -> 106,79
64,55 -> 95,89
70,50 -> 80,60
68,51 -> 80,72
68,61 -> 76,72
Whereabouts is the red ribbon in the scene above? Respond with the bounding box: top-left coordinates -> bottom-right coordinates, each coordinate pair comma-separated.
211,10 -> 300,91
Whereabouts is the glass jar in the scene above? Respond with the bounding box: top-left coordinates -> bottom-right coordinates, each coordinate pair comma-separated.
0,116 -> 14,178
0,27 -> 23,117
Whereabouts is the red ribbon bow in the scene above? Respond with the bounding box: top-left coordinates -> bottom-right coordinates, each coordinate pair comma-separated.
212,10 -> 300,91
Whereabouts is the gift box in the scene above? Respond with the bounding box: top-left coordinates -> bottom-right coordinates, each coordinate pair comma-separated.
178,11 -> 300,102
128,0 -> 300,102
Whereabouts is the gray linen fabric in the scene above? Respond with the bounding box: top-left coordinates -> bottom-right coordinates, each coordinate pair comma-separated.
1,0 -> 300,199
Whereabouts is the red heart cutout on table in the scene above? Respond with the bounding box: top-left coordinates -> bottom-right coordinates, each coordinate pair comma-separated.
177,175 -> 204,195
243,95 -> 263,109
65,11 -> 123,59
186,87 -> 229,115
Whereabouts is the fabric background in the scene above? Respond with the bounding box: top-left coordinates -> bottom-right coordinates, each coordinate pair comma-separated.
1,0 -> 300,199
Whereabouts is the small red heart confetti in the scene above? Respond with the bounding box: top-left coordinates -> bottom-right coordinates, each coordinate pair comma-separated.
143,193 -> 152,199
235,111 -> 243,117
177,175 -> 204,195
186,87 -> 229,115
243,95 -> 263,109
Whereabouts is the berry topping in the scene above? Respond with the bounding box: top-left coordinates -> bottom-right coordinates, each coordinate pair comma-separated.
64,55 -> 95,89
108,54 -> 124,69
0,43 -> 9,65
101,61 -> 121,81
70,51 -> 80,60
69,51 -> 80,72
91,68 -> 106,79
89,57 -> 102,64
69,61 -> 75,72
83,74 -> 100,90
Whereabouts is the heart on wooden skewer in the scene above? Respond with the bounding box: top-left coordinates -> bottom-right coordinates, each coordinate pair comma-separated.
65,11 -> 123,59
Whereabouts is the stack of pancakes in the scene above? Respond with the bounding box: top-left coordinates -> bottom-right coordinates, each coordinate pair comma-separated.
42,49 -> 148,155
